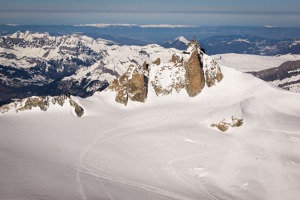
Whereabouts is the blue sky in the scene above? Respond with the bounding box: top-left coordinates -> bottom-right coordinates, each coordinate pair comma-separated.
1,0 -> 300,26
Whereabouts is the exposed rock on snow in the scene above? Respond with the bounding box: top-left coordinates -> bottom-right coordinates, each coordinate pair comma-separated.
0,95 -> 84,117
18,96 -> 49,112
110,73 -> 129,106
109,64 -> 149,105
151,62 -> 186,96
211,116 -> 243,132
203,57 -> 223,87
153,58 -> 161,65
69,99 -> 84,117
170,53 -> 182,63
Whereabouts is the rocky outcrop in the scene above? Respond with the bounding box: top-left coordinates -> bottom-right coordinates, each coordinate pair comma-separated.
113,73 -> 129,105
109,64 -> 148,105
128,69 -> 148,102
17,96 -> 49,112
204,58 -> 223,87
184,41 -> 205,97
51,95 -> 68,106
0,95 -> 84,117
109,38 -> 223,105
170,54 -> 182,63
211,116 -> 243,132
69,99 -> 84,117
150,63 -> 186,96
153,58 -> 161,66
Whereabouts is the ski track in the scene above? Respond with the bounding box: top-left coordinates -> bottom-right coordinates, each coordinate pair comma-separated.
165,148 -> 228,200
76,123 -> 222,200
77,124 -> 118,200
79,164 -> 201,200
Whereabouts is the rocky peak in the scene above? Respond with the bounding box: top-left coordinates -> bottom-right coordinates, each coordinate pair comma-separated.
109,38 -> 224,105
184,40 -> 205,97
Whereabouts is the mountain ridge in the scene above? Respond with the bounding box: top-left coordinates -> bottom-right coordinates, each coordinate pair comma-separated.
0,35 -> 223,109
0,31 -> 226,107
0,32 -> 179,105
163,36 -> 189,50
250,60 -> 300,92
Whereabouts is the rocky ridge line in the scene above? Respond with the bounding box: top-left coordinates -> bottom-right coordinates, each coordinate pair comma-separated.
0,95 -> 84,117
109,39 -> 223,105
250,60 -> 300,92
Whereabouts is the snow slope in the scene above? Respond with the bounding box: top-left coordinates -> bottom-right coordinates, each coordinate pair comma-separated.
1,65 -> 300,200
212,53 -> 300,72
212,53 -> 300,93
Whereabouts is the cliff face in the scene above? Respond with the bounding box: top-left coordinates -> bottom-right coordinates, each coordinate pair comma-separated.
184,41 -> 205,97
114,74 -> 129,106
109,64 -> 148,105
128,69 -> 148,103
108,38 -> 223,105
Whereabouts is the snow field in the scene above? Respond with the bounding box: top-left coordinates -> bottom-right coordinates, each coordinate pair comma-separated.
213,53 -> 300,72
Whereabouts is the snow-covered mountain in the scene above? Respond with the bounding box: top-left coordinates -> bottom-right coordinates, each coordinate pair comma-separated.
0,32 -> 225,107
0,31 -> 184,105
203,35 -> 300,55
251,60 -> 300,92
1,53 -> 300,200
0,37 -> 222,111
163,36 -> 190,50
0,31 -> 118,104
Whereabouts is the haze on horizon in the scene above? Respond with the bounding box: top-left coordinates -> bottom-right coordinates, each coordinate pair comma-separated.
1,0 -> 300,26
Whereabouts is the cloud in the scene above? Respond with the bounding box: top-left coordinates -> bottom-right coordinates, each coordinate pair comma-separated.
75,24 -> 198,28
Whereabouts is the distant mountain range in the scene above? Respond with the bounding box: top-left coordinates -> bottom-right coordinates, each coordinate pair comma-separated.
164,35 -> 300,56
0,31 -> 188,105
0,31 -> 117,105
250,60 -> 300,92
1,25 -> 300,55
